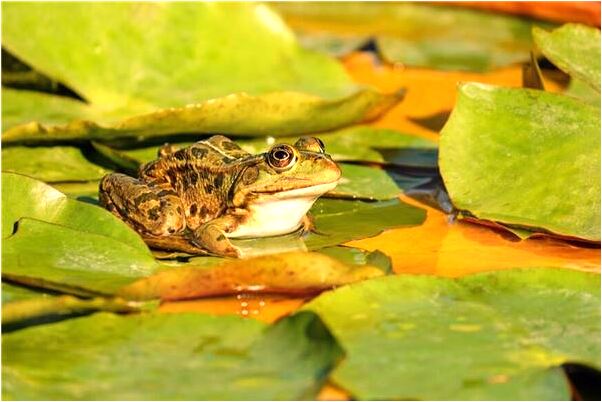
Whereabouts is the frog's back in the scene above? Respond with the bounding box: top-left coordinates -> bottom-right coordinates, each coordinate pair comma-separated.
139,136 -> 255,228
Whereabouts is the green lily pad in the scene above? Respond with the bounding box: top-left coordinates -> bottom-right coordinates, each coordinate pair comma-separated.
2,282 -> 51,305
2,311 -> 343,400
2,145 -> 110,182
439,83 -> 600,241
273,2 -> 550,72
2,2 -> 401,143
533,24 -> 601,92
306,198 -> 426,249
1,172 -> 146,246
2,294 -> 137,330
51,181 -> 101,200
2,173 -> 157,296
2,88 -> 402,144
120,251 -> 385,301
304,268 -> 600,400
1,88 -> 92,132
3,218 -> 158,296
318,247 -> 392,274
566,78 -> 601,107
330,164 -> 401,200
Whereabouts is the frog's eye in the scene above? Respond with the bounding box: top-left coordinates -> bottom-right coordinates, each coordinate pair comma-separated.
268,144 -> 296,170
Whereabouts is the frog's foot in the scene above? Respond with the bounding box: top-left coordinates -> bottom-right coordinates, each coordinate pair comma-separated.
301,213 -> 327,236
142,234 -> 209,255
99,173 -> 186,236
191,217 -> 242,258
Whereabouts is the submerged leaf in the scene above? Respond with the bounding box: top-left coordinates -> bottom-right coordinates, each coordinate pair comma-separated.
2,311 -> 342,400
274,2 -> 549,72
306,198 -> 427,249
305,268 -> 600,400
439,83 -> 600,241
318,247 -> 392,274
120,251 -> 385,301
533,23 -> 601,92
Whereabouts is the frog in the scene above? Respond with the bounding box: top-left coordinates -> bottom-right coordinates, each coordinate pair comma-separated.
98,135 -> 341,257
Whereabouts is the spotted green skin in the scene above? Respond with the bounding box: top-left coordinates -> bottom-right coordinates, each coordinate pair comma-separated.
99,135 -> 341,257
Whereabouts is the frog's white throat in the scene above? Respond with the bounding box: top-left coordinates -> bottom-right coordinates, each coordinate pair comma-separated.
227,181 -> 338,239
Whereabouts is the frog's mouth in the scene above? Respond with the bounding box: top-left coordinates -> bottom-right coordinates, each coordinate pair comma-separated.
256,180 -> 339,199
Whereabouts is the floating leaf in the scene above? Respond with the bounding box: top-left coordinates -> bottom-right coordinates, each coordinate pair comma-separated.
1,88 -> 92,132
2,282 -> 51,305
327,164 -> 400,200
2,2 -> 401,143
439,83 -> 600,241
1,172 -> 146,246
2,145 -> 110,182
51,181 -> 101,200
318,246 -> 392,274
306,198 -> 427,249
3,218 -> 158,296
273,2 -> 549,72
2,294 -> 137,330
533,23 -> 601,92
120,251 -> 385,301
305,268 -> 600,400
566,78 -> 601,107
2,88 -> 402,144
3,311 -> 342,400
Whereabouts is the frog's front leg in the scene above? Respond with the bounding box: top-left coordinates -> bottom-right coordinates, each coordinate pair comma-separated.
191,215 -> 242,258
99,173 -> 186,236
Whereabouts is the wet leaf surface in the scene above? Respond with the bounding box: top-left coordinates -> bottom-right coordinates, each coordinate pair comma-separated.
3,311 -> 342,400
305,198 -> 427,249
440,83 -> 600,241
2,145 -> 110,182
534,23 -> 601,91
120,251 -> 385,301
305,268 -> 600,400
273,2 -> 549,72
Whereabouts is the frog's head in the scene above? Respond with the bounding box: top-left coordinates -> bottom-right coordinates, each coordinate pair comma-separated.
232,137 -> 341,207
